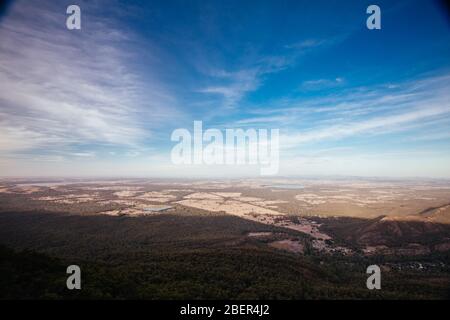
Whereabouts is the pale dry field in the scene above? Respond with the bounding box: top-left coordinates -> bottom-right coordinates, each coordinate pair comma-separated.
1,178 -> 449,254
2,178 -> 449,222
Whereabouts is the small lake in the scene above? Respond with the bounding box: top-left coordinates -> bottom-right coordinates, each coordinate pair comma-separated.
268,184 -> 305,189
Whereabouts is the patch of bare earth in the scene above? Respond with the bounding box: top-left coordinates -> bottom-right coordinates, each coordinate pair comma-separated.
177,192 -> 351,254
247,232 -> 273,237
269,240 -> 304,253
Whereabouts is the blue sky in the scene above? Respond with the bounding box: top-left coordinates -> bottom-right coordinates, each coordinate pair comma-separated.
0,0 -> 449,177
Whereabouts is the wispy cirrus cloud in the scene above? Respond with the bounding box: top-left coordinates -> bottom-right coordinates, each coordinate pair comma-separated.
1,0 -> 449,178
226,72 -> 450,149
299,77 -> 345,91
198,37 -> 339,109
198,69 -> 260,108
282,102 -> 450,147
0,1 -> 178,156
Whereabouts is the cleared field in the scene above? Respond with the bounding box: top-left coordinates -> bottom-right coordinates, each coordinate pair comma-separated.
0,178 -> 449,256
0,177 -> 449,299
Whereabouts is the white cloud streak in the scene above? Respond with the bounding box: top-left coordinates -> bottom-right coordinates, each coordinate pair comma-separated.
0,1 -> 177,156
